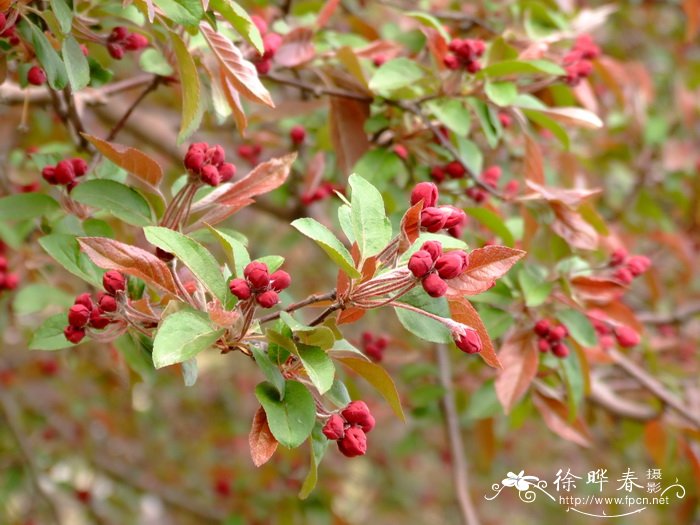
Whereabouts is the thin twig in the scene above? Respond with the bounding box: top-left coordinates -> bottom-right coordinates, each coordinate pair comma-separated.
636,301 -> 700,325
105,76 -> 162,141
258,290 -> 337,324
265,72 -> 373,102
436,344 -> 481,525
309,303 -> 342,326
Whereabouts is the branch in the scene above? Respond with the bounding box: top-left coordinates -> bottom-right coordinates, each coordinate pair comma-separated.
105,75 -> 163,141
436,344 -> 481,525
258,290 -> 337,324
636,301 -> 700,325
265,72 -> 373,102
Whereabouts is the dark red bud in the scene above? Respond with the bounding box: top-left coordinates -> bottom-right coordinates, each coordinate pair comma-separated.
269,270 -> 291,292
68,304 -> 91,327
109,26 -> 129,42
218,163 -> 236,182
626,255 -> 650,277
54,160 -> 76,185
103,270 -> 126,295
342,400 -> 375,433
206,145 -> 226,166
244,262 -> 269,289
410,182 -> 439,208
615,326 -> 640,348
124,33 -> 149,51
71,158 -> 88,177
184,150 -> 206,172
551,343 -> 569,358
74,293 -> 93,310
534,319 -> 550,337
98,294 -> 118,313
27,66 -> 47,86
445,161 -> 466,179
41,166 -> 58,184
256,290 -> 279,308
89,307 -> 110,329
290,125 -> 306,145
107,42 -> 125,60
455,329 -> 482,354
422,273 -> 447,297
322,414 -> 345,440
64,325 -> 86,344
228,278 -> 252,300
420,240 -> 443,261
200,165 -> 221,186
435,252 -> 464,280
420,207 -> 449,233
337,426 -> 367,457
408,250 -> 434,278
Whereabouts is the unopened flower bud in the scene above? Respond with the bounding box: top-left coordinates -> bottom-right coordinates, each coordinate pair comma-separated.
422,273 -> 447,297
89,307 -> 110,329
68,304 -> 91,327
74,293 -> 93,310
54,160 -> 76,185
455,329 -> 482,354
322,414 -> 345,440
342,401 -> 375,433
98,294 -> 118,313
256,290 -> 279,308
218,163 -> 236,182
410,182 -> 439,208
615,326 -> 640,348
420,207 -> 449,233
71,158 -> 88,177
228,278 -> 251,300
435,252 -> 465,280
551,342 -> 569,358
200,165 -> 221,186
445,161 -> 466,179
337,426 -> 367,457
534,319 -> 550,337
290,125 -> 306,145
244,261 -> 269,289
408,250 -> 434,278
64,325 -> 85,344
626,255 -> 651,277
269,270 -> 291,292
103,270 -> 126,295
124,33 -> 149,51
421,240 -> 442,261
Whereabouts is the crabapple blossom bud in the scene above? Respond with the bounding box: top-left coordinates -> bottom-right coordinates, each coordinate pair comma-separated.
190,142 -> 209,152
109,26 -> 129,42
184,150 -> 206,172
337,426 -> 367,457
420,240 -> 442,261
228,278 -> 251,300
408,250 -> 434,278
430,166 -> 446,183
466,60 -> 481,73
64,325 -> 85,344
290,125 -> 306,145
615,326 -> 640,348
27,66 -> 47,86
262,33 -> 282,59
538,338 -> 551,352
445,161 -> 466,179
0,256 -> 6,271
455,329 -> 482,354
435,252 -> 465,280
244,261 -> 269,289
206,145 -> 225,166
372,54 -> 387,67
422,273 -> 448,297
481,166 -> 502,187
443,53 -> 459,69
392,144 -> 408,159
498,111 -> 512,128
3,273 -> 17,290
626,255 -> 651,276
103,270 -> 126,295
42,166 -> 58,184
89,307 -> 110,329
410,182 -> 439,207
442,206 -> 466,229
549,325 -> 568,341
74,293 -> 93,310
200,165 -> 221,186
465,186 -> 487,203
68,304 -> 91,327
551,342 -> 569,358
255,59 -> 271,75
613,267 -> 634,285
124,33 -> 149,50
218,163 -> 236,182
269,270 -> 291,292
322,414 -> 345,440
534,319 -> 550,337
256,290 -> 279,308
420,207 -> 449,232
107,42 -> 125,59
610,248 -> 627,266
54,160 -> 76,185
71,158 -> 88,177
98,294 -> 118,313
342,401 -> 375,433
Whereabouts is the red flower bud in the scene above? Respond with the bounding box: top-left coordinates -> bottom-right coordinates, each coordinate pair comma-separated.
256,290 -> 279,308
420,240 -> 442,261
322,414 -> 345,440
551,342 -> 569,358
228,278 -> 251,300
392,144 -> 408,160
443,53 -> 460,70
465,186 -> 487,203
420,207 -> 449,232
435,252 -> 464,280
337,426 -> 367,457
42,166 -> 58,184
498,111 -> 512,128
0,256 -> 6,271
549,325 -> 568,341
251,15 -> 268,35
103,270 -> 126,295
290,125 -> 306,145
98,294 -> 118,313
3,273 -> 18,290
64,325 -> 85,344
615,326 -> 640,348
107,42 -> 125,60
465,59 -> 482,73
71,158 -> 88,177
269,270 -> 291,292
609,248 -> 627,266
184,150 -> 206,172
599,334 -> 615,349
189,142 -> 209,153
27,66 -> 47,86
342,400 -> 375,433
74,293 -> 93,310
262,33 -> 282,59
537,338 -> 551,352
410,182 -> 439,208
626,255 -> 650,277
89,307 -> 110,329
372,54 -> 387,67
613,267 -> 634,285
255,58 -> 271,75
442,205 -> 466,229
481,166 -> 502,187
365,342 -> 383,361
124,33 -> 149,51
408,250 -> 434,278
455,329 -> 482,354
68,304 -> 91,327
206,145 -> 226,166
445,161 -> 466,179
534,319 -> 550,337
109,26 -> 129,42
54,160 -> 76,185
218,163 -> 236,182
422,273 -> 447,297
430,166 -> 446,183
200,165 -> 221,186
244,261 -> 269,289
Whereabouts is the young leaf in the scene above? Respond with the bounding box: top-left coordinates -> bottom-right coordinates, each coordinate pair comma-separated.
447,245 -> 526,296
152,308 -> 224,368
251,346 -> 286,398
50,0 -> 73,33
255,380 -> 316,448
62,35 -> 89,90
82,134 -> 164,188
71,180 -> 153,226
480,59 -> 565,77
348,174 -> 392,259
297,344 -> 335,394
18,19 -> 68,90
369,57 -> 424,92
170,31 -> 203,144
154,0 -> 204,25
533,392 -> 592,447
291,218 -> 360,278
426,98 -> 471,136
206,226 -> 250,277
448,297 -> 502,369
299,423 -> 329,499
394,287 -> 452,344
494,331 -> 539,413
337,357 -> 405,421
29,313 -> 75,351
556,309 -> 598,348
485,81 -> 518,106
210,0 -> 264,54
39,234 -> 103,287
249,406 -> 278,467
0,194 -> 59,221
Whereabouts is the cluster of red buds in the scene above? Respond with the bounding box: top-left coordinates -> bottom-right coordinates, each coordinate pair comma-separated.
300,181 -> 343,206
534,319 -> 569,358
411,182 -> 467,237
250,15 -> 282,75
361,331 -> 390,362
590,317 -> 640,349
408,240 -> 469,298
0,12 -> 19,46
27,66 -> 47,86
609,249 -> 651,285
322,401 -> 375,458
237,144 -> 262,165
289,125 -> 306,145
0,244 -> 18,293
228,262 -> 290,308
184,142 -> 237,187
443,38 -> 486,72
106,26 -> 149,60
64,271 -> 126,344
430,160 -> 466,183
41,157 -> 88,189
562,34 -> 600,86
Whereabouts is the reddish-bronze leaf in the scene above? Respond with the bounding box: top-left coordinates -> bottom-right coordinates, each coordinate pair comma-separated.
524,134 -> 545,184
571,275 -> 625,303
78,237 -> 178,295
189,199 -> 255,231
684,0 -> 700,41
448,297 -> 502,369
317,0 -> 341,28
447,245 -> 526,296
219,67 -> 247,135
82,133 -> 163,188
249,406 -> 278,467
337,306 -> 365,325
550,201 -> 599,250
398,202 -> 423,254
422,27 -> 448,67
329,96 -> 370,175
494,331 -> 539,413
524,180 -> 601,207
589,301 -> 644,333
532,392 -> 592,447
200,24 -> 274,108
275,27 -> 316,68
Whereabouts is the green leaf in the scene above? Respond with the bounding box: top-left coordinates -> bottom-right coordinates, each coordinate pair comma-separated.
426,98 -> 471,136
465,207 -> 514,247
297,344 -> 335,394
206,226 -> 250,277
338,357 -> 405,421
559,350 -> 585,418
291,218 -> 360,278
480,59 -> 565,78
251,346 -> 286,398
12,284 -> 73,315
210,0 -> 264,54
29,313 -> 74,350
518,265 -> 552,307
255,380 -> 316,448
556,309 -> 598,348
454,137 -> 483,175
152,308 -> 224,368
62,35 -> 90,90
299,423 -> 329,499
348,174 -> 391,259
522,109 -> 570,149
369,57 -> 424,92
139,48 -> 174,76
405,11 -> 450,41
144,227 -> 229,303
18,19 -> 68,90
39,234 -> 103,287
0,194 -> 59,221
154,0 -> 204,25
394,287 -> 452,343
351,148 -> 408,190
325,378 -> 352,408
485,81 -> 518,106
50,0 -> 73,33
468,98 -> 500,148
71,180 -> 153,226
464,380 -> 503,420
114,333 -> 155,382
170,31 -> 203,144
